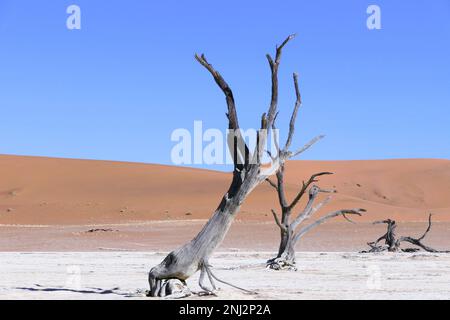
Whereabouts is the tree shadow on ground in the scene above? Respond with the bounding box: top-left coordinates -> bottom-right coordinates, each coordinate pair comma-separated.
15,284 -> 143,298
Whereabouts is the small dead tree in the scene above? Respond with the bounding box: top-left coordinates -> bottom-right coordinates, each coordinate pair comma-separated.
266,167 -> 365,270
148,35 -> 322,297
364,214 -> 448,253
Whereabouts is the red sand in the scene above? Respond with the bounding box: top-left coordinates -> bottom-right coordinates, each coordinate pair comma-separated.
1,155 -> 449,225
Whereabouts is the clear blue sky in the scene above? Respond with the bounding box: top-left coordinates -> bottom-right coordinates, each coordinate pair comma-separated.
0,0 -> 449,171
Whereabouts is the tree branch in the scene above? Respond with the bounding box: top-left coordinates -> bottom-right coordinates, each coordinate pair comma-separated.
288,172 -> 333,210
275,167 -> 289,208
399,236 -> 438,252
291,135 -> 325,158
271,209 -> 286,231
398,214 -> 443,252
291,188 -> 333,230
373,219 -> 393,225
284,73 -> 302,152
293,209 -> 366,243
265,178 -> 278,191
195,53 -> 251,168
265,34 -> 296,130
195,54 -> 238,130
296,195 -> 332,226
417,213 -> 433,241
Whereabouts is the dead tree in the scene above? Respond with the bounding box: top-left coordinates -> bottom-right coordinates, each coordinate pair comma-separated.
266,167 -> 365,270
147,35 -> 321,297
364,214 -> 448,253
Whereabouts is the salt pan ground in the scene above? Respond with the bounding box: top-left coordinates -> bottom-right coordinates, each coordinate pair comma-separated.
1,251 -> 449,300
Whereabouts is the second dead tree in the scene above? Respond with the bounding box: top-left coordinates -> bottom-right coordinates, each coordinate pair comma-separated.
266,169 -> 366,270
265,76 -> 365,271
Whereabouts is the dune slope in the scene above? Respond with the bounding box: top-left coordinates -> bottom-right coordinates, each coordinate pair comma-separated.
0,155 -> 449,224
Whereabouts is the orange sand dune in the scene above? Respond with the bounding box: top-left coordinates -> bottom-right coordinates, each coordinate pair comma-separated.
0,155 -> 449,225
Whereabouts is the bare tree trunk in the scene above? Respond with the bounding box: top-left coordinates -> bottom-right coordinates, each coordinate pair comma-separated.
269,224 -> 296,269
148,35 -> 299,297
277,227 -> 295,260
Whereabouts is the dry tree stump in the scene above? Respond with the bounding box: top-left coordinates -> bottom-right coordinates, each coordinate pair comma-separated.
363,214 -> 449,253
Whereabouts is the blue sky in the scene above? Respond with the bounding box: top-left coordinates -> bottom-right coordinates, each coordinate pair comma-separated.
0,0 -> 449,170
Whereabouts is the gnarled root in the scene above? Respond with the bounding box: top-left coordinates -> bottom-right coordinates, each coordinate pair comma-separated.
266,257 -> 297,271
203,263 -> 257,295
146,279 -> 191,299
147,251 -> 196,298
362,242 -> 398,253
148,257 -> 256,298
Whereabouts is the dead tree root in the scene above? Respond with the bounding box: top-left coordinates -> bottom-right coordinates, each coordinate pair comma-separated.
145,279 -> 191,299
266,257 -> 297,271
